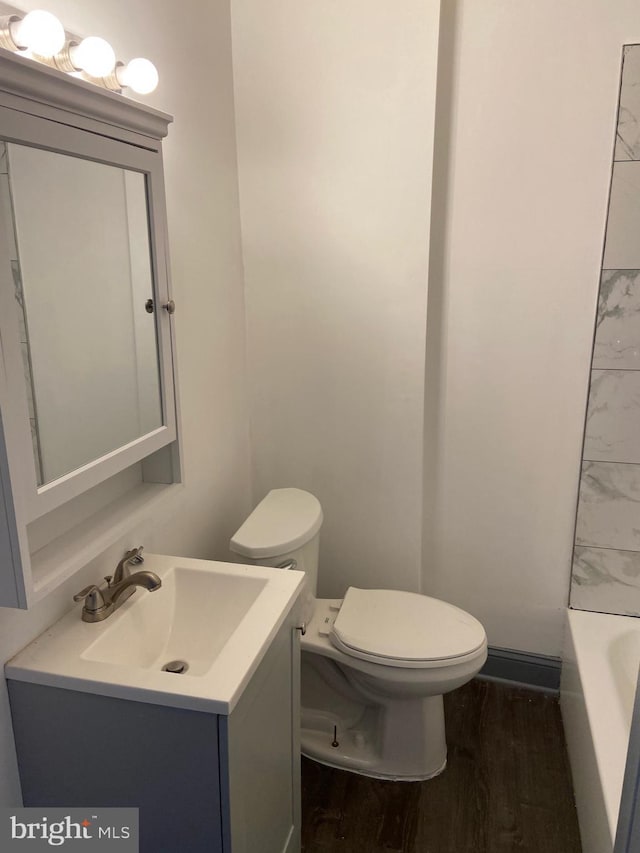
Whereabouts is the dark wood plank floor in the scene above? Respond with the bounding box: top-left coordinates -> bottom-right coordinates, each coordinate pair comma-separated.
301,678 -> 582,853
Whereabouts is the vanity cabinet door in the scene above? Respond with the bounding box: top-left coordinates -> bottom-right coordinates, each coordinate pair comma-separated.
220,610 -> 302,853
8,682 -> 224,852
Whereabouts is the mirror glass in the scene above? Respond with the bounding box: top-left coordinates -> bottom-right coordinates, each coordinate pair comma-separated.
0,141 -> 163,486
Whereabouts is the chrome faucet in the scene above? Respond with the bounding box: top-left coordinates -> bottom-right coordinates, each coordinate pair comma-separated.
73,546 -> 162,623
109,570 -> 162,606
111,546 -> 146,606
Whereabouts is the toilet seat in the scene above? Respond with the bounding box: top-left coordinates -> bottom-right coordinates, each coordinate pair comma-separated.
329,587 -> 486,669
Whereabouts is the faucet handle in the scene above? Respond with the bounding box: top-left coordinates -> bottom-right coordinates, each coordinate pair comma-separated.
113,546 -> 145,584
73,584 -> 107,614
129,546 -> 144,565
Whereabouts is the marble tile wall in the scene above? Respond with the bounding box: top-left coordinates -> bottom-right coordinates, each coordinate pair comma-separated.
571,45 -> 640,615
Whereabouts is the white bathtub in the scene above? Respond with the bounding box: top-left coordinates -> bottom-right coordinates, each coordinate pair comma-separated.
561,608 -> 640,853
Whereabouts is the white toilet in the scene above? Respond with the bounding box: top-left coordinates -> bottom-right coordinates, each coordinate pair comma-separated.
230,488 -> 487,781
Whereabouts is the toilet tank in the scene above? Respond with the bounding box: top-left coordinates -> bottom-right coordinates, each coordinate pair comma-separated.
230,489 -> 323,619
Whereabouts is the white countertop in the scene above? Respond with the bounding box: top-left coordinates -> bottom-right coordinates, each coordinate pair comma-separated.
6,554 -> 305,715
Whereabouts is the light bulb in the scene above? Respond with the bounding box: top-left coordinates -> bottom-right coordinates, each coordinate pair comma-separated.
11,10 -> 65,57
118,58 -> 158,94
70,36 -> 115,77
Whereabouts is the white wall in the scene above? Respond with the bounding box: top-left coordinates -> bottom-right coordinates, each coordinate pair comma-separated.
423,0 -> 640,656
0,0 -> 250,805
232,0 -> 441,597
233,0 -> 640,658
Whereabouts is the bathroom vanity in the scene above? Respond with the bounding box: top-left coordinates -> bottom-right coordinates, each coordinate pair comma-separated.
6,555 -> 305,853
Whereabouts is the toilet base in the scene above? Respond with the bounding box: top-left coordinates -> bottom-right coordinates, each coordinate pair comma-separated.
301,742 -> 447,782
300,660 -> 448,781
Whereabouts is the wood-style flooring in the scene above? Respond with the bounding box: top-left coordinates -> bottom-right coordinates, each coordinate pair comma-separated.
301,678 -> 582,853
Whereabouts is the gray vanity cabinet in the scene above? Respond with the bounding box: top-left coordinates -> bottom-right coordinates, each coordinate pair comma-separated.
7,614 -> 301,853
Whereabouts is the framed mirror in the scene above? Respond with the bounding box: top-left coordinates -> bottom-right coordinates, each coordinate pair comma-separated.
0,48 -> 180,608
1,142 -> 164,488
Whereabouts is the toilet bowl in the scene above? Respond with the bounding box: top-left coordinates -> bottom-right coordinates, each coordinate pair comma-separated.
230,488 -> 488,781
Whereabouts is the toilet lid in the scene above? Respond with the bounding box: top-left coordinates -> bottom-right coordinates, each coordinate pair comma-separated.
229,488 -> 323,559
330,587 -> 486,667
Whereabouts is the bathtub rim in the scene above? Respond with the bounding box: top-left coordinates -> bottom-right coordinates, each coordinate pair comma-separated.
561,607 -> 640,853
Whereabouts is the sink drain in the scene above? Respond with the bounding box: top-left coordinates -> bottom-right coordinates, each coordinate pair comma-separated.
162,660 -> 189,674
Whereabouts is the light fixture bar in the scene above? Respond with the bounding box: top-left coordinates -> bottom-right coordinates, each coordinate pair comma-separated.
0,15 -> 21,51
39,40 -> 77,72
0,8 -> 158,95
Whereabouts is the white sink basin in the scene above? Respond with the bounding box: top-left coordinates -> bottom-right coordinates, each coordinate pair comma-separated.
6,554 -> 304,714
83,567 -> 267,677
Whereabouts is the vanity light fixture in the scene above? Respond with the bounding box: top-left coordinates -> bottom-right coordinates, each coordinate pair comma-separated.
0,7 -> 158,94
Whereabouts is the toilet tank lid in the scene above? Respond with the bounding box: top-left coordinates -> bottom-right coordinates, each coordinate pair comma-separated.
230,488 -> 323,559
